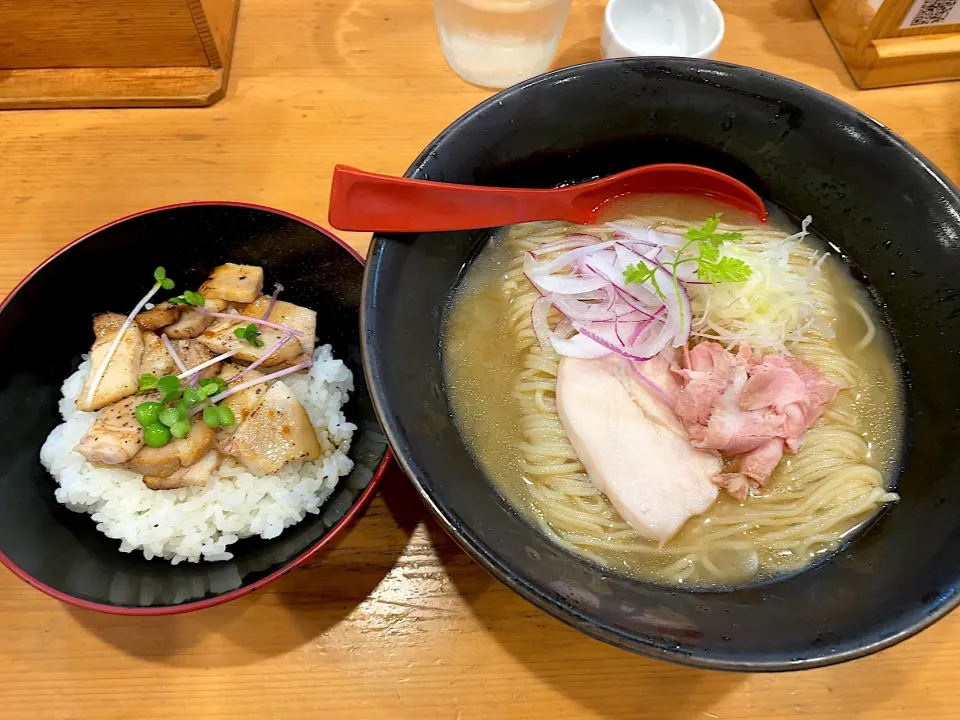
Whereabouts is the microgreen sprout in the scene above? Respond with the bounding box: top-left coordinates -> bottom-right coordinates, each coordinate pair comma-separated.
201,404 -> 235,429
153,267 -> 175,291
234,323 -> 264,347
84,267 -> 175,406
170,290 -> 205,306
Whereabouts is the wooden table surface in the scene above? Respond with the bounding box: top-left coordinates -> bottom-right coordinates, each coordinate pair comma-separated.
2,1 -> 959,718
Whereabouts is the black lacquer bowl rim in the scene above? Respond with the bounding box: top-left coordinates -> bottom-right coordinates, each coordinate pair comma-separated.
0,201 -> 393,616
360,58 -> 960,671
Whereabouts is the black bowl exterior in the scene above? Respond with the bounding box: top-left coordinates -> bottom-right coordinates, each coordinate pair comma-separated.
362,59 -> 960,670
0,203 -> 390,613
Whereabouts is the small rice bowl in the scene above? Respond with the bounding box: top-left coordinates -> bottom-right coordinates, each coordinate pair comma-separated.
40,345 -> 356,564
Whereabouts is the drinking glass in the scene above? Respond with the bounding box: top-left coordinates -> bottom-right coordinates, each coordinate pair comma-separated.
433,0 -> 573,89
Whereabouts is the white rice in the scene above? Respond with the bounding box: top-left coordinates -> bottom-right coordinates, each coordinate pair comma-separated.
40,345 -> 356,564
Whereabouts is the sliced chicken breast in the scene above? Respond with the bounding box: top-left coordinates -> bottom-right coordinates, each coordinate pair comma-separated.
556,356 -> 720,543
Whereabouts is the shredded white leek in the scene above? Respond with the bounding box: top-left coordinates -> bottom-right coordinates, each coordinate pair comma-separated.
687,216 -> 828,354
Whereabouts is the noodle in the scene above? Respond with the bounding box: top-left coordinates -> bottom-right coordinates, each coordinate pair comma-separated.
497,217 -> 898,585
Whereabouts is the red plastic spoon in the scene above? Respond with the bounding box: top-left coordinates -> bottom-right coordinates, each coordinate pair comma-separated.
328,163 -> 767,232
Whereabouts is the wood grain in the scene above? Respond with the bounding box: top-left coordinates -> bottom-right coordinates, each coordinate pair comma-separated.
813,0 -> 960,87
0,1 -> 208,69
198,0 -> 241,69
0,0 -> 239,109
3,0 -> 960,717
0,67 -> 226,109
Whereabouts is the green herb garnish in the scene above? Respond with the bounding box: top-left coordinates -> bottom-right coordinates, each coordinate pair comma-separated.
623,214 -> 752,289
198,376 -> 228,398
153,267 -> 175,291
621,214 -> 753,336
138,373 -> 159,393
234,322 -> 264,347
622,262 -> 662,294
169,290 -> 205,307
680,214 -> 752,285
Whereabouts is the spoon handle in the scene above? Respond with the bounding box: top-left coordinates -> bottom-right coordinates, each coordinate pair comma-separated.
328,165 -> 573,232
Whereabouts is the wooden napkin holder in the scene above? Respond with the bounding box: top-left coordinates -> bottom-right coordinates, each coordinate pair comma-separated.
813,0 -> 960,88
0,0 -> 239,109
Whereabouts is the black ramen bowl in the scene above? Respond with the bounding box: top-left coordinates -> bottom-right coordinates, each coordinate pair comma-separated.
0,202 -> 391,614
362,58 -> 960,670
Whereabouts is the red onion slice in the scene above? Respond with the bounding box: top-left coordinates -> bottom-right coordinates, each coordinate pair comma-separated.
607,223 -> 685,248
526,240 -> 619,277
262,283 -> 284,321
529,273 -> 608,295
531,295 -> 554,351
549,333 -> 610,359
521,223 -> 699,362
226,334 -> 295,384
195,307 -> 304,337
203,357 -> 314,407
551,294 -> 618,322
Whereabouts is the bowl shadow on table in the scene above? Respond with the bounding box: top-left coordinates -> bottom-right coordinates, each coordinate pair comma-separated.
422,517 -> 921,718
418,521 -> 742,718
65,464 -> 415,668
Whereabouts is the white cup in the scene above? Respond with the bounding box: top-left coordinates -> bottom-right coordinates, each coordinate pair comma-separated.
601,0 -> 725,61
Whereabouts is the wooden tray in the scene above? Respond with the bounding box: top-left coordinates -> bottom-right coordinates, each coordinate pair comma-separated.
0,0 -> 240,109
813,0 -> 960,88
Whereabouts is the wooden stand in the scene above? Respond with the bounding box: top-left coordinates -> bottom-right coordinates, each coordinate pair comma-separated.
0,0 -> 240,109
813,0 -> 960,88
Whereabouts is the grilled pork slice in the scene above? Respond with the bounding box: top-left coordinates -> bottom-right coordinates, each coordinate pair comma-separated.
123,443 -> 181,478
198,263 -> 264,304
140,332 -> 177,377
74,392 -> 161,465
197,299 -> 304,366
135,302 -> 181,331
175,420 -> 216,466
122,419 -> 215,478
176,339 -> 222,379
76,313 -> 144,412
224,381 -> 321,475
213,363 -> 269,451
242,295 -> 317,361
93,313 -> 124,340
144,448 -> 219,490
163,298 -> 228,339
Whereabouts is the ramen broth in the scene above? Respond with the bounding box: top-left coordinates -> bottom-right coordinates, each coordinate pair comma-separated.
443,194 -> 902,587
